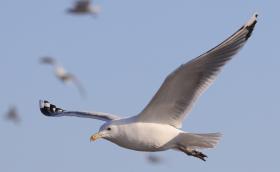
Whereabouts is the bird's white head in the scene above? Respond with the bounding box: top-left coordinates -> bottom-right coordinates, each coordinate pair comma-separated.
90,122 -> 119,142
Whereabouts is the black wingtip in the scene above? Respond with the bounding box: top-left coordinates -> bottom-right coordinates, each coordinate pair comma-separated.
245,13 -> 258,40
39,100 -> 64,116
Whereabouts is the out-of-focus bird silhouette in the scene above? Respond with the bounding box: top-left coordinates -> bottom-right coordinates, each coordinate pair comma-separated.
40,56 -> 86,98
146,154 -> 164,165
4,106 -> 20,124
67,0 -> 101,17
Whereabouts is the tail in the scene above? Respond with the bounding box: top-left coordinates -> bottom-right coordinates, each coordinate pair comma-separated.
176,132 -> 222,149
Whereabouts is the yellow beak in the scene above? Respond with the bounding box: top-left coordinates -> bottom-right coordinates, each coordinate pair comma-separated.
90,132 -> 102,142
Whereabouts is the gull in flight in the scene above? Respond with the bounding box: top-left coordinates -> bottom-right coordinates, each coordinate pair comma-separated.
146,154 -> 164,164
39,14 -> 258,161
40,56 -> 86,98
67,0 -> 101,17
4,106 -> 20,124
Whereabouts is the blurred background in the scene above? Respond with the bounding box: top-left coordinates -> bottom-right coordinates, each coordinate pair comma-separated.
0,0 -> 279,171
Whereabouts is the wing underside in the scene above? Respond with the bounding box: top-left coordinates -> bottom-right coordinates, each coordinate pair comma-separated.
39,100 -> 119,121
136,14 -> 258,128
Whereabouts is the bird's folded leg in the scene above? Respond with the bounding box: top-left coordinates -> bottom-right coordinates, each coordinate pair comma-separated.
179,147 -> 207,161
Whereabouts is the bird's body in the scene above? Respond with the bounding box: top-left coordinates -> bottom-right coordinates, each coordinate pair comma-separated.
39,14 -> 258,161
54,66 -> 68,81
104,118 -> 180,151
5,106 -> 20,124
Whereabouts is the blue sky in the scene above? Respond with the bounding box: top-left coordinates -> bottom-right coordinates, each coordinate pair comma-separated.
0,0 -> 279,171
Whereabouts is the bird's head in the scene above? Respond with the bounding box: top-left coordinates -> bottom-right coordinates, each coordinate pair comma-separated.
90,122 -> 119,142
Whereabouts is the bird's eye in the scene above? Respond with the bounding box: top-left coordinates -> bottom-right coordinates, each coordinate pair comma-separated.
107,127 -> 111,131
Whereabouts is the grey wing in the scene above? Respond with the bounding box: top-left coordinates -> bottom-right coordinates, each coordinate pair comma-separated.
40,56 -> 56,65
76,0 -> 90,7
68,74 -> 87,98
136,14 -> 258,128
39,100 -> 119,121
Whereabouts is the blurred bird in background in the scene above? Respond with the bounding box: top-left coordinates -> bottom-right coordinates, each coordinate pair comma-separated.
146,154 -> 164,165
4,106 -> 20,125
67,0 -> 101,17
40,56 -> 86,98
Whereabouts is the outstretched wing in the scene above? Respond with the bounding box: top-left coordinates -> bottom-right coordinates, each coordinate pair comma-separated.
39,100 -> 119,121
136,14 -> 258,128
40,56 -> 56,65
76,0 -> 90,8
68,74 -> 87,98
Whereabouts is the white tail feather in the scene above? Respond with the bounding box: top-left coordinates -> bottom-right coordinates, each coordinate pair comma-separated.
176,132 -> 222,149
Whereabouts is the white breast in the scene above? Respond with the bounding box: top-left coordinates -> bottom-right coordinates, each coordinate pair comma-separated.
108,122 -> 181,152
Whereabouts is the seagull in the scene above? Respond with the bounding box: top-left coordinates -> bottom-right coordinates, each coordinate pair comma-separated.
67,0 -> 101,16
5,106 -> 20,124
40,56 -> 86,98
39,14 -> 258,161
146,154 -> 164,164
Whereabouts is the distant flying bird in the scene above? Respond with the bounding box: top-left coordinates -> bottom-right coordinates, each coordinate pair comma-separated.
39,14 -> 258,161
67,0 -> 101,16
146,154 -> 163,164
40,56 -> 86,98
5,106 -> 20,124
